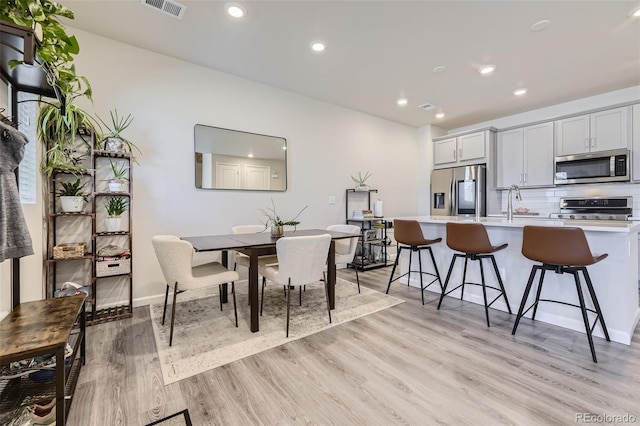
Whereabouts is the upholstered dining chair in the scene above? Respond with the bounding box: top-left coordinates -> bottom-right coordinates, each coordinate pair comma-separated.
258,234 -> 332,337
326,224 -> 361,293
231,224 -> 280,300
152,235 -> 240,346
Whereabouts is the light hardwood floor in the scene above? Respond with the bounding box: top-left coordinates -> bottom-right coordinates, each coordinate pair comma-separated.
67,268 -> 640,425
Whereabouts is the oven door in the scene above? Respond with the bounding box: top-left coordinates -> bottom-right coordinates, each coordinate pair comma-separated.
554,149 -> 629,185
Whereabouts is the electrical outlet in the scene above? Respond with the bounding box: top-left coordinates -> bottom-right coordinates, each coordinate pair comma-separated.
328,195 -> 336,204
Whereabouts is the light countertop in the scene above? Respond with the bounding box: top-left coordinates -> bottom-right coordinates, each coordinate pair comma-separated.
390,215 -> 640,233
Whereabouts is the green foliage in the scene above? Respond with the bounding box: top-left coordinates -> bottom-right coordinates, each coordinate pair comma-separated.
260,199 -> 308,229
109,160 -> 128,181
1,0 -> 92,103
57,178 -> 86,196
351,171 -> 372,186
105,197 -> 128,217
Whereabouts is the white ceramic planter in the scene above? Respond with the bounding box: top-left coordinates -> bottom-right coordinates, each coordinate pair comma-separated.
105,217 -> 122,233
108,180 -> 124,192
60,196 -> 84,213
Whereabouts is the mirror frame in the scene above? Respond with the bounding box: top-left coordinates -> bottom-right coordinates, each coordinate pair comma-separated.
194,124 -> 287,191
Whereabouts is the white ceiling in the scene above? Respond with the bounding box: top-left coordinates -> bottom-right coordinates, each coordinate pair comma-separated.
61,0 -> 640,130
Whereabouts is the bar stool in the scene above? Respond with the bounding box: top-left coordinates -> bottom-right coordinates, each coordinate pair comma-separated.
511,226 -> 610,363
437,222 -> 511,326
386,219 -> 443,305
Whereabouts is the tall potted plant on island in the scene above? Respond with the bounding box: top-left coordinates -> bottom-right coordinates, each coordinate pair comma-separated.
105,196 -> 128,232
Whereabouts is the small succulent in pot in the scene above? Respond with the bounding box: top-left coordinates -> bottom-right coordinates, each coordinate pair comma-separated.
351,171 -> 372,191
104,196 -> 128,232
107,160 -> 129,192
260,198 -> 308,237
57,178 -> 87,212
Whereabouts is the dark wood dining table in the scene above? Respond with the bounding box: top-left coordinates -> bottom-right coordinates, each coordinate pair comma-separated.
181,228 -> 358,332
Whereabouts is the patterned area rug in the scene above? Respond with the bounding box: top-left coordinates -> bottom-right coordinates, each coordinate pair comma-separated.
150,278 -> 404,385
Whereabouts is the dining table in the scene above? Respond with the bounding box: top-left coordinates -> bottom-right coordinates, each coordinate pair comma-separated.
181,228 -> 358,332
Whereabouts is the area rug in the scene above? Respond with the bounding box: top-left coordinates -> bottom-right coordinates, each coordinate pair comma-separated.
149,278 -> 404,385
145,409 -> 192,426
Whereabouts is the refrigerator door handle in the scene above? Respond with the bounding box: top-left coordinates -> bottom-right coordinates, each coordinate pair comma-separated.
449,177 -> 455,215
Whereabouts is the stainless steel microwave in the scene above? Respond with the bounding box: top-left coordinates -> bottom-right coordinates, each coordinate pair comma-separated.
554,148 -> 630,185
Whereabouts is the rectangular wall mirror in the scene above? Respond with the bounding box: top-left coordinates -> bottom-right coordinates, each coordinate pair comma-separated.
194,124 -> 287,191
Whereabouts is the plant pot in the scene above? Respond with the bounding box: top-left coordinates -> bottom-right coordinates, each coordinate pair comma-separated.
355,185 -> 369,191
60,196 -> 84,213
105,137 -> 125,152
108,180 -> 124,192
105,217 -> 122,233
271,225 -> 284,238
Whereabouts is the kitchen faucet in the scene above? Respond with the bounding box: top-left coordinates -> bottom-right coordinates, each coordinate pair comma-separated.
507,184 -> 522,221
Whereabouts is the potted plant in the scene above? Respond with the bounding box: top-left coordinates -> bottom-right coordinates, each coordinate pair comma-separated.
105,196 -> 128,232
260,199 -> 308,237
57,178 -> 87,212
107,160 -> 128,192
351,171 -> 372,191
97,110 -> 140,158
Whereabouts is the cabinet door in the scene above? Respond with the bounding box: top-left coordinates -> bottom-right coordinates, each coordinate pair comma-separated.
458,131 -> 485,162
590,106 -> 630,152
434,137 -> 457,165
496,128 -> 523,188
523,122 -> 554,187
555,114 -> 590,156
633,104 -> 640,181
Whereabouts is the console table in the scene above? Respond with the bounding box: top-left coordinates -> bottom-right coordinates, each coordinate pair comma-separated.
0,295 -> 86,425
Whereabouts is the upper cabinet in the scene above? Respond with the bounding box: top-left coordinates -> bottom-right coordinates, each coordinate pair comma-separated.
433,129 -> 491,167
633,104 -> 640,182
555,106 -> 631,156
497,121 -> 554,189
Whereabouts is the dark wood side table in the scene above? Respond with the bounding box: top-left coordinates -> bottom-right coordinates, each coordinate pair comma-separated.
0,295 -> 86,425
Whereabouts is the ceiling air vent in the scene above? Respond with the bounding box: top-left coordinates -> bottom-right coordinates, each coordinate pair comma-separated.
418,103 -> 437,111
141,0 -> 186,19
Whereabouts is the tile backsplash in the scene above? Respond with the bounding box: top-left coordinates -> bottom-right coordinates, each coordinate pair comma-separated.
499,182 -> 640,217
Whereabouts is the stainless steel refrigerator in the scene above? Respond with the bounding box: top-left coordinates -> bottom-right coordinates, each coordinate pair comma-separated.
430,164 -> 486,217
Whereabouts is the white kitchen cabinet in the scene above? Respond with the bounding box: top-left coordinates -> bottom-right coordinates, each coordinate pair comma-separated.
555,106 -> 630,156
497,122 -> 554,188
633,104 -> 640,181
433,130 -> 487,166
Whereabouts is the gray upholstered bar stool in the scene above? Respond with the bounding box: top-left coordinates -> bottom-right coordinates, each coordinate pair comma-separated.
437,222 -> 511,326
386,219 -> 443,305
512,226 -> 610,363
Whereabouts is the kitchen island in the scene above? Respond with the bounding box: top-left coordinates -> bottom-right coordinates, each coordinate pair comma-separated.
392,216 -> 640,345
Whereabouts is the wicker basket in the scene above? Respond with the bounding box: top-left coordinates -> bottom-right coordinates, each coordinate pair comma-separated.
96,258 -> 131,277
53,243 -> 87,259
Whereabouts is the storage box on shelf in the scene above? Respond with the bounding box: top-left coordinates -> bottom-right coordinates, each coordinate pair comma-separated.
0,295 -> 86,426
345,189 -> 389,271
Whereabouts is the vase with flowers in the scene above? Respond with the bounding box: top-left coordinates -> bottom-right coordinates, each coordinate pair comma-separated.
261,199 -> 308,237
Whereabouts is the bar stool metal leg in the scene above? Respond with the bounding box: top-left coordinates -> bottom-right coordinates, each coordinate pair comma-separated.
573,271 -> 598,363
511,265 -> 539,335
437,254 -> 458,309
531,268 -> 547,320
489,255 -> 512,314
418,249 -> 425,305
427,246 -> 444,292
479,257 -> 490,327
581,267 -> 610,342
460,256 -> 469,300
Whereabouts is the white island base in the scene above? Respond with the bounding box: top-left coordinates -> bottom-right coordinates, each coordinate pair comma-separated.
394,216 -> 640,345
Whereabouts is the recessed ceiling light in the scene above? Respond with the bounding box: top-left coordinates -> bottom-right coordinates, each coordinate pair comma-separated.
310,40 -> 327,53
530,19 -> 550,32
225,2 -> 247,19
435,112 -> 445,119
629,4 -> 640,17
397,97 -> 408,107
513,88 -> 528,96
432,65 -> 446,73
247,152 -> 254,158
479,65 -> 496,75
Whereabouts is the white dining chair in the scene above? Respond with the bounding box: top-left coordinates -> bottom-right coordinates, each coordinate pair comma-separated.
152,235 -> 240,346
326,224 -> 361,293
258,234 -> 332,337
231,224 -> 280,300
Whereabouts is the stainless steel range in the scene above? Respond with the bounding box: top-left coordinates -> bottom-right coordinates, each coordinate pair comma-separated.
549,196 -> 632,221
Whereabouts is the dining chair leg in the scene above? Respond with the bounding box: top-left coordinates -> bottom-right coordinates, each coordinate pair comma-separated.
323,272 -> 332,324
354,266 -> 360,293
299,286 -> 302,306
162,284 -> 169,325
286,278 -> 292,337
260,277 -> 266,316
219,284 -> 223,311
169,283 -> 178,347
232,282 -> 238,327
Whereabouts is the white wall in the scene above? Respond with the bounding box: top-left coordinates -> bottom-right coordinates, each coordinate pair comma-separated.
53,29 -> 422,307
